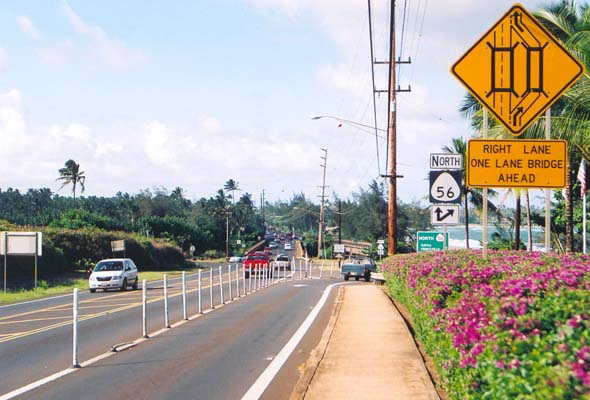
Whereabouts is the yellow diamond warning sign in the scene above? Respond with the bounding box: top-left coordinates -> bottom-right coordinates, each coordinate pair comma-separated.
452,4 -> 585,135
467,139 -> 567,188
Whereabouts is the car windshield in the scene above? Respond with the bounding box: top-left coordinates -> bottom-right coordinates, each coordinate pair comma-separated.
277,256 -> 289,261
94,261 -> 123,272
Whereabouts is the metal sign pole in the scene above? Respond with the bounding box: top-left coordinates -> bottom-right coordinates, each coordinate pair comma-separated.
34,232 -> 38,290
545,108 -> 551,253
483,109 -> 488,258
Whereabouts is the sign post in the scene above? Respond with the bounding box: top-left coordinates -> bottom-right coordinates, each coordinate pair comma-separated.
0,232 -> 43,292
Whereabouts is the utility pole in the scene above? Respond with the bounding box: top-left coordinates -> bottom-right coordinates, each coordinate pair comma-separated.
373,0 -> 410,255
318,149 -> 328,259
386,0 -> 397,256
261,190 -> 266,234
338,199 -> 342,245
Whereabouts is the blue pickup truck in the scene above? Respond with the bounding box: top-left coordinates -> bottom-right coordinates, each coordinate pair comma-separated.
341,257 -> 377,282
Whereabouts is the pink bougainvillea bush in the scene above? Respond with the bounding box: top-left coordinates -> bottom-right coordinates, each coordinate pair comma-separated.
382,250 -> 590,399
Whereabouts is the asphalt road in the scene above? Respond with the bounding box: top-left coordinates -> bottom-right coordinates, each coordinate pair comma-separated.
0,256 -> 342,399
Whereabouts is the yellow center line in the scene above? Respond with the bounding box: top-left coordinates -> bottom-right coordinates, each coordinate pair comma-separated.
0,281 -> 224,344
0,315 -> 71,325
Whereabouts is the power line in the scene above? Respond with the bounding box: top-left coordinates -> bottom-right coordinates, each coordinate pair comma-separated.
367,0 -> 381,176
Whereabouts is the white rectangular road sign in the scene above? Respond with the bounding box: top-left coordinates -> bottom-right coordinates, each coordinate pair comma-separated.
431,204 -> 460,225
430,153 -> 463,170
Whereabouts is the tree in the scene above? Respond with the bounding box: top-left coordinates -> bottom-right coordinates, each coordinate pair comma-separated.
223,179 -> 241,205
56,159 -> 86,206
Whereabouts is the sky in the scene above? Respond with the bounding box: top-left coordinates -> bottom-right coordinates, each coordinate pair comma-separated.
0,0 -> 548,205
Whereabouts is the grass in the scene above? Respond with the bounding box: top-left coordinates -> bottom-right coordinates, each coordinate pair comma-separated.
0,278 -> 89,305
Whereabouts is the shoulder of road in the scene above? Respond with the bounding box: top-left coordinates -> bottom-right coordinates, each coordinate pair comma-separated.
291,283 -> 439,400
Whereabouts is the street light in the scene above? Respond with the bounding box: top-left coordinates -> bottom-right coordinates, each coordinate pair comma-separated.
312,114 -> 399,256
310,115 -> 386,138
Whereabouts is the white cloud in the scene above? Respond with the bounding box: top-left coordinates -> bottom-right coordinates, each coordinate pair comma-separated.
95,142 -> 123,158
62,123 -> 91,141
16,16 -> 39,39
61,0 -> 144,68
144,121 -> 174,166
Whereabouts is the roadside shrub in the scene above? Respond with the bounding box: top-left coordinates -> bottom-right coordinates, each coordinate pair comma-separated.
202,249 -> 224,259
383,250 -> 590,399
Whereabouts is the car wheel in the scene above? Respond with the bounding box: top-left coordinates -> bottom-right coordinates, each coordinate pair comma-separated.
103,289 -> 108,292
344,275 -> 350,281
365,274 -> 371,282
355,276 -> 360,281
245,271 -> 250,279
121,278 -> 127,291
90,288 -> 96,293
132,278 -> 138,290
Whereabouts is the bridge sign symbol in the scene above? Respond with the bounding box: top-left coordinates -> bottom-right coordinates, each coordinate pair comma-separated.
452,4 -> 584,135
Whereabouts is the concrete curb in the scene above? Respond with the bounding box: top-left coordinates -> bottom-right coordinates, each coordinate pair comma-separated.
289,286 -> 345,400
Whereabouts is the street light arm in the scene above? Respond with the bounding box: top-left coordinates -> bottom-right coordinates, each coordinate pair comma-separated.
310,115 -> 387,135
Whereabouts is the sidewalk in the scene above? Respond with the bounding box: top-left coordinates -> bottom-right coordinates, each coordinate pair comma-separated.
295,284 -> 439,400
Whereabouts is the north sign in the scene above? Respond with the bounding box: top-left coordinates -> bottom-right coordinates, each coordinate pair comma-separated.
451,4 -> 585,135
467,139 -> 567,188
430,153 -> 462,170
431,204 -> 460,225
417,231 -> 448,252
429,170 -> 462,204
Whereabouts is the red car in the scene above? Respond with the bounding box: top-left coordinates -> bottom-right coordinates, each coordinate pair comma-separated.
243,253 -> 271,278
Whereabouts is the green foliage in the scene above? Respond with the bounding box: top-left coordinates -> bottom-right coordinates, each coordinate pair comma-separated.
383,250 -> 590,399
49,209 -> 120,231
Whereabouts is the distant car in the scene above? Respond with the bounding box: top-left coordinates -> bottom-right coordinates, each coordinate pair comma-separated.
274,254 -> 291,271
269,242 -> 278,249
244,253 -> 271,278
89,258 -> 139,292
284,242 -> 293,251
229,255 -> 244,263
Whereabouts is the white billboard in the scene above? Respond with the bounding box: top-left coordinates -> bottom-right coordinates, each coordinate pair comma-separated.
0,232 -> 42,256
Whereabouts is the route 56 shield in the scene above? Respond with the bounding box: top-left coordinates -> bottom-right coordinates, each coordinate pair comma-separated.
429,170 -> 462,204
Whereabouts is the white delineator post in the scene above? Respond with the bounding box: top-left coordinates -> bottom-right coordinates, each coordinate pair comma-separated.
198,270 -> 202,314
72,288 -> 80,368
330,261 -> 334,279
142,279 -> 148,337
228,265 -> 233,301
209,269 -> 214,309
299,259 -> 302,280
164,274 -> 170,328
235,264 -> 240,298
219,266 -> 224,305
182,271 -> 187,320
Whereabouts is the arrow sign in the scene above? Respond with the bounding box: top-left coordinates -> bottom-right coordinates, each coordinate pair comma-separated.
431,204 -> 460,225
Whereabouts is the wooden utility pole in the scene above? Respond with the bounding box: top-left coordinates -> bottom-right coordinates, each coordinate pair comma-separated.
386,0 -> 397,255
318,149 -> 328,258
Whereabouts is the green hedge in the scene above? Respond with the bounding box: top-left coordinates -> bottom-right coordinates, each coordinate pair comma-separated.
0,221 -> 186,277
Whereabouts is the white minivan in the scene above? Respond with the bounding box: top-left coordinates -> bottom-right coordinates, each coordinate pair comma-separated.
89,258 -> 139,292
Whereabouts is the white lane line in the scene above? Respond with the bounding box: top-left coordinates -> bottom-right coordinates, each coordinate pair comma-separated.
241,282 -> 345,400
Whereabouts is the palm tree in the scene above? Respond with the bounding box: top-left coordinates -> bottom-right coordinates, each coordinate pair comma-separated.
532,1 -> 590,252
223,179 -> 241,206
56,159 -> 85,206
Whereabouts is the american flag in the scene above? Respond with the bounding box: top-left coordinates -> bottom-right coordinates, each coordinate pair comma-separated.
578,159 -> 586,197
